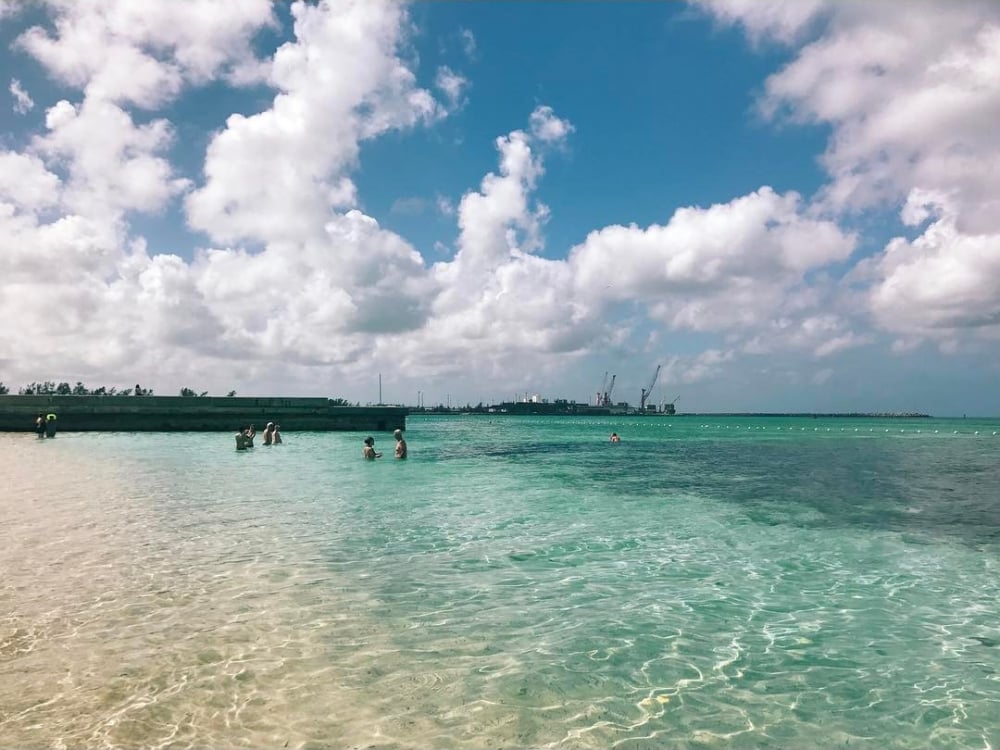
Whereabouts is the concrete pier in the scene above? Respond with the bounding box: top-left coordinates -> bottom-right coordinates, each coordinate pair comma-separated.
0,395 -> 407,433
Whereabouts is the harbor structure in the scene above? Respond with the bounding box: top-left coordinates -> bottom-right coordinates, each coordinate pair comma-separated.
0,395 -> 407,433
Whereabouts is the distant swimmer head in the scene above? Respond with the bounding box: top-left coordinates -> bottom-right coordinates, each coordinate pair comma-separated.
394,429 -> 402,439
364,436 -> 374,446
266,422 -> 274,429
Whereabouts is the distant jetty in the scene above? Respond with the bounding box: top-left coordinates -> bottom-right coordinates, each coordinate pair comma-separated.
676,412 -> 932,418
0,395 -> 407,433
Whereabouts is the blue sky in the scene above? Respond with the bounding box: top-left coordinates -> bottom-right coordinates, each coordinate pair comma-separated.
0,1 -> 998,415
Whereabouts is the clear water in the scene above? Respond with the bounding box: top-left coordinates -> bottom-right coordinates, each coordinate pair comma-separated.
1,415 -> 998,749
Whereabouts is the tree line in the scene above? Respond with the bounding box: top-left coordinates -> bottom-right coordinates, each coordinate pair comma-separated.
0,382 -> 358,403
0,381 -> 238,397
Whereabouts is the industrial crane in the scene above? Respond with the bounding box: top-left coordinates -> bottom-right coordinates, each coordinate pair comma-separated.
639,364 -> 661,411
596,371 -> 617,407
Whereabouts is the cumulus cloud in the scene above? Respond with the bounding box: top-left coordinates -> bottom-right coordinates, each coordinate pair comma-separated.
185,0 -> 446,246
34,99 -> 189,218
9,79 -> 33,113
4,0 -> 994,402
0,0 -> 450,391
16,0 -> 275,107
417,106 -> 598,372
570,187 -> 856,332
701,0 -> 1000,350
866,194 -> 1000,336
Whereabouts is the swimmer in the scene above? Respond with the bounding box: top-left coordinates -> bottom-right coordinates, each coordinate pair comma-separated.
610,432 -> 620,443
394,428 -> 407,459
273,424 -> 282,445
362,436 -> 382,459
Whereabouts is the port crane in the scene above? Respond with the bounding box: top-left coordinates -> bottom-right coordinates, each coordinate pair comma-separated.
639,364 -> 661,411
663,394 -> 680,415
596,371 -> 616,407
605,374 -> 616,406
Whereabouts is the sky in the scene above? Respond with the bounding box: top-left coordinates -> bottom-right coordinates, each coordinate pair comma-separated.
1,0 -> 999,415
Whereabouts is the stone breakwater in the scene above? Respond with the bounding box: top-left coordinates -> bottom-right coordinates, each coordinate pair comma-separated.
0,395 -> 407,433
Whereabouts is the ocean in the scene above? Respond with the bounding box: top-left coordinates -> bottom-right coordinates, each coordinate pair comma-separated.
1,415 -> 997,749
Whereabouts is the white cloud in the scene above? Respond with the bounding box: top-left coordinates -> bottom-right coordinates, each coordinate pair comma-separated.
435,194 -> 455,217
460,28 -> 477,60
435,66 -> 468,109
390,197 -> 427,216
34,98 -> 189,218
0,151 -> 60,211
570,187 -> 856,332
701,0 -> 1000,355
737,2 -> 1000,236
420,106 -> 598,370
530,105 -> 574,143
868,195 -> 1000,336
699,0 -> 827,45
16,0 -> 275,108
9,79 -> 33,113
185,0 -> 446,246
663,349 -> 736,386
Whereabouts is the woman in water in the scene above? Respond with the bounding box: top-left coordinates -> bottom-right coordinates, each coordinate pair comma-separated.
362,436 -> 382,459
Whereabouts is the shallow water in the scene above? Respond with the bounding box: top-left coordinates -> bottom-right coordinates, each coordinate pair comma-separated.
1,415 -> 998,749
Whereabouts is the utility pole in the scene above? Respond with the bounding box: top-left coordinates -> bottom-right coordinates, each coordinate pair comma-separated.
378,373 -> 382,405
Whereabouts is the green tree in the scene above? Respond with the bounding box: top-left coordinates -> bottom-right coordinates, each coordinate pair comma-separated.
56,382 -> 72,395
180,387 -> 197,397
227,390 -> 237,397
72,382 -> 88,395
0,381 -> 8,395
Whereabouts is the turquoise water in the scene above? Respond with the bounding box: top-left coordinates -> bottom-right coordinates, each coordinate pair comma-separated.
1,415 -> 998,749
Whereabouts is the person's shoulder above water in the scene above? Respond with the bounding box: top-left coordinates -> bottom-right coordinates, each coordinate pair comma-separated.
610,432 -> 620,443
363,436 -> 382,459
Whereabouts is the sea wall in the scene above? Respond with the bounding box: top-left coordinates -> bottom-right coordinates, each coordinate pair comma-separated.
0,395 -> 407,433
